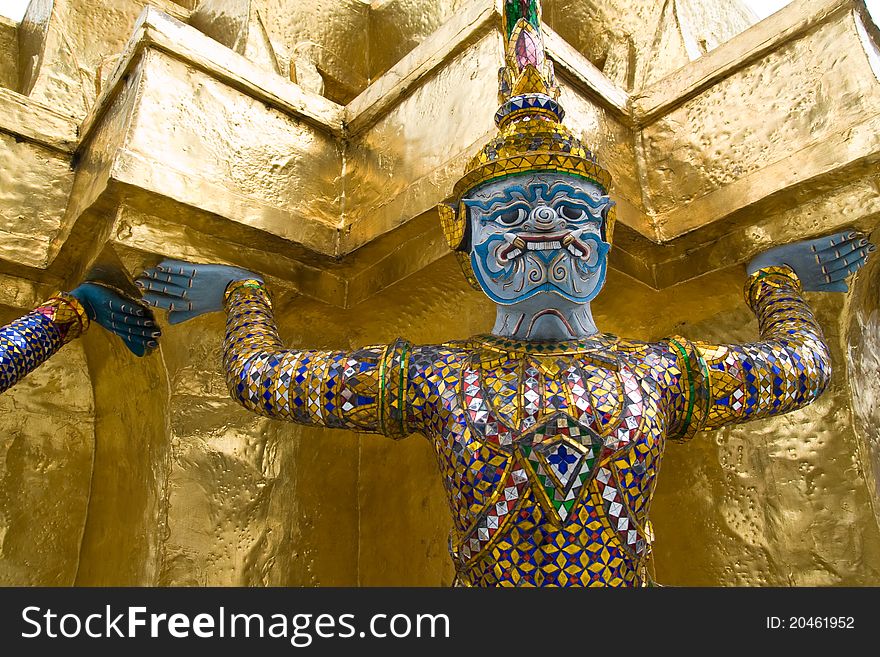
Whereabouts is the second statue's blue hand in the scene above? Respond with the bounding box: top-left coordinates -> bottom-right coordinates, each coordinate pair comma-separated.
135,260 -> 261,324
747,230 -> 875,293
70,282 -> 160,357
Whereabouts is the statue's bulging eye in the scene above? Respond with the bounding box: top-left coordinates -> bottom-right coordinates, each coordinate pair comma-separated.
497,208 -> 526,225
559,205 -> 586,221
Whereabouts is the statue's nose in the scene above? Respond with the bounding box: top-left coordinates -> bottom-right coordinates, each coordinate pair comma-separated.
529,205 -> 558,231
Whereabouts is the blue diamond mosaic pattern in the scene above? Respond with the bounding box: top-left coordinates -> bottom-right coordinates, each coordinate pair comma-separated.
0,294 -> 89,393
222,266 -> 831,587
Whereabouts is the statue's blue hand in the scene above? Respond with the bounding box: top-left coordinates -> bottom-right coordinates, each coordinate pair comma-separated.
70,282 -> 159,357
135,259 -> 261,325
747,230 -> 875,293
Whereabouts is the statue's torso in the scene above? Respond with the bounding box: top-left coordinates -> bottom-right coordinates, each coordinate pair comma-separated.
408,334 -> 682,587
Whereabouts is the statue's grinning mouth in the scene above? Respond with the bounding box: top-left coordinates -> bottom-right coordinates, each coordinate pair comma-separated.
498,229 -> 591,262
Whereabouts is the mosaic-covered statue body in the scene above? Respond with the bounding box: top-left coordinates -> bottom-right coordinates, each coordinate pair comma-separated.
140,168 -> 863,585
210,175 -> 836,587
136,0 -> 872,586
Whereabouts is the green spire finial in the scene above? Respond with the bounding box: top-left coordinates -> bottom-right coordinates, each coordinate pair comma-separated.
503,0 -> 541,40
498,0 -> 557,102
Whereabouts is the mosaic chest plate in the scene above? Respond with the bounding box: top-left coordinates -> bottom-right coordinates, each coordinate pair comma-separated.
406,335 -> 680,586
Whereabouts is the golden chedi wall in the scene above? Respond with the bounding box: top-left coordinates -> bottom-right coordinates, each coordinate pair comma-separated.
1,0 -> 879,585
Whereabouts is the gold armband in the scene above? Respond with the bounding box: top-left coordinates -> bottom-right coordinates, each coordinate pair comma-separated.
744,265 -> 802,309
224,278 -> 271,307
40,292 -> 91,340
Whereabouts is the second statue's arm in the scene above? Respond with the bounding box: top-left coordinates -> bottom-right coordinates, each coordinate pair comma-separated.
666,231 -> 873,440
0,283 -> 159,395
137,261 -> 411,437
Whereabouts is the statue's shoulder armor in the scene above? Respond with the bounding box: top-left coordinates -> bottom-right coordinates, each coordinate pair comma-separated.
610,336 -> 680,372
407,342 -> 471,378
415,334 -> 674,374
440,338 -> 475,351
614,336 -> 650,354
562,334 -> 661,372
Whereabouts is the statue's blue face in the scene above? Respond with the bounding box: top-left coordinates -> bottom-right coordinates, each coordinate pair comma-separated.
465,173 -> 613,306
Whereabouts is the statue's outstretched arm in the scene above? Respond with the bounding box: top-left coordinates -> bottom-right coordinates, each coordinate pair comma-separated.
224,280 -> 410,436
137,262 -> 410,438
666,231 -> 873,440
0,283 -> 158,394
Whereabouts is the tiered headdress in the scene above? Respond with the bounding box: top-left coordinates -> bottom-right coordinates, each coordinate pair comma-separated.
440,0 -> 615,289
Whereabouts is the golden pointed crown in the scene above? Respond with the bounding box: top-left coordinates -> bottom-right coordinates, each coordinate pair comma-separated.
440,0 -> 615,289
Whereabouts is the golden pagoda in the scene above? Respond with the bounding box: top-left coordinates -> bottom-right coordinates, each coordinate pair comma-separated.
1,0 -> 879,586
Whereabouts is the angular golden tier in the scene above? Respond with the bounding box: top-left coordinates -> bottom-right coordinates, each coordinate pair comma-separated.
1,0 -> 878,310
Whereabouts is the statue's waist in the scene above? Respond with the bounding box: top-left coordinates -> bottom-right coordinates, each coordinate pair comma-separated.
450,519 -> 652,587
448,479 -> 653,587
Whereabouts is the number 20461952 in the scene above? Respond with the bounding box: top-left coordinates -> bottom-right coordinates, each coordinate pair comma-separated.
766,617 -> 855,629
